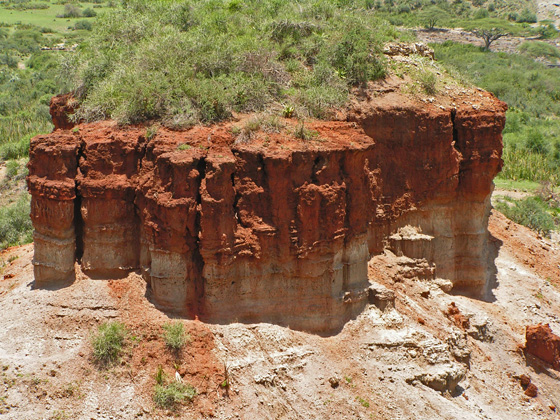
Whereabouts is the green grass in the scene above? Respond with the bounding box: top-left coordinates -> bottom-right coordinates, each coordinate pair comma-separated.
91,321 -> 127,366
0,1 -> 111,33
494,196 -> 557,236
153,382 -> 196,409
162,321 -> 189,351
494,177 -> 541,192
66,0 -> 404,126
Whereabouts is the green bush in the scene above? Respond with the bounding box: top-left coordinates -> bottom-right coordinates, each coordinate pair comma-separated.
91,321 -> 127,365
57,4 -> 82,18
162,321 -> 189,351
0,136 -> 32,160
517,8 -> 537,23
518,41 -> 560,60
154,382 -> 196,409
82,8 -> 97,17
0,193 -> 33,250
74,20 -> 93,31
5,160 -> 20,179
495,197 -> 556,236
418,69 -> 437,95
67,0 -> 395,125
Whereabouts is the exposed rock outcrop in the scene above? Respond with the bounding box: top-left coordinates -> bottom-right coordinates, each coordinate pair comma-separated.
525,324 -> 560,370
27,87 -> 506,334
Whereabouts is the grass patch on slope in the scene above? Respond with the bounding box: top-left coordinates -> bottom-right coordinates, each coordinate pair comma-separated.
66,0 -> 403,126
495,195 -> 559,236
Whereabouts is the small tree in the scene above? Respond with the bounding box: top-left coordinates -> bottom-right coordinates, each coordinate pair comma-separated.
419,6 -> 449,30
470,27 -> 508,51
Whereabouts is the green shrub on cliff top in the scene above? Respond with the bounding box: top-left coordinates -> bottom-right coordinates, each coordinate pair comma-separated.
66,0 -> 398,126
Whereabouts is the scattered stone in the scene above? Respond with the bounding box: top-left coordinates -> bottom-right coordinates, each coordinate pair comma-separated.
525,383 -> 538,398
367,282 -> 395,311
433,278 -> 453,293
407,364 -> 466,393
383,42 -> 435,59
447,330 -> 471,365
518,374 -> 538,398
467,316 -> 493,342
519,374 -> 531,388
525,324 -> 560,369
445,302 -> 470,330
328,377 -> 339,389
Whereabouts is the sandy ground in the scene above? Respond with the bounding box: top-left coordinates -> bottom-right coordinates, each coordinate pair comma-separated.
0,210 -> 560,420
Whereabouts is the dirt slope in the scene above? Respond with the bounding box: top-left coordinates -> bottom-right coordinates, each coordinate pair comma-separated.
537,0 -> 560,28
0,210 -> 559,420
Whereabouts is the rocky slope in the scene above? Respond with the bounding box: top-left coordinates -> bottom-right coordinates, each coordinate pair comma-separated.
27,81 -> 505,335
0,210 -> 560,420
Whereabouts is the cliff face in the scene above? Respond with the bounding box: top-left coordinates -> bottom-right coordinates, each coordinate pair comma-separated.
27,87 -> 506,334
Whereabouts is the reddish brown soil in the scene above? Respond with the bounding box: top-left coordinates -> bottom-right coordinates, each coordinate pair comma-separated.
107,277 -> 228,416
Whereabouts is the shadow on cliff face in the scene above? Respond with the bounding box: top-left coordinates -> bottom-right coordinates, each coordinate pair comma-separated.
483,232 -> 503,302
451,230 -> 502,303
141,284 -> 370,338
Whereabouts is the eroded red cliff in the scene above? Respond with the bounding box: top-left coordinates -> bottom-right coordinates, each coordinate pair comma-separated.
27,86 -> 506,334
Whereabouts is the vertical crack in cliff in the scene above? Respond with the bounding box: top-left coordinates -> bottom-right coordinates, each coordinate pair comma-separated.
450,109 -> 461,155
193,155 -> 207,316
311,155 -> 326,185
339,153 -> 351,290
74,136 -> 85,262
132,133 -> 152,270
231,153 -> 245,229
450,108 -> 467,193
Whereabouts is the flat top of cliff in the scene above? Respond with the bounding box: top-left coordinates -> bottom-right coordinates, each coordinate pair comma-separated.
63,0 -> 503,132
1,210 -> 559,419
58,72 -> 505,159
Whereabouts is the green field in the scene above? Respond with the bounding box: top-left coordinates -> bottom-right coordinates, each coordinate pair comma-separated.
0,1 -> 111,32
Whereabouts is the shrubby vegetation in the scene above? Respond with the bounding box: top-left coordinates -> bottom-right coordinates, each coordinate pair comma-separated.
67,0 -> 403,126
153,381 -> 196,409
518,41 -> 560,61
495,195 -> 558,236
370,0 -> 539,30
0,28 -> 62,159
91,321 -> 127,365
162,321 -> 189,351
0,0 -> 102,251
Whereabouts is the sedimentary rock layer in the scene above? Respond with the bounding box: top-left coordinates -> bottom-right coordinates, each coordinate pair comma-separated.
28,89 -> 506,334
